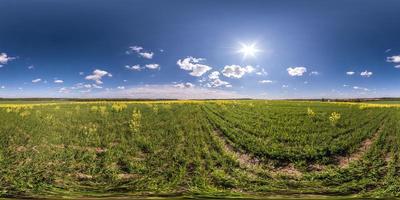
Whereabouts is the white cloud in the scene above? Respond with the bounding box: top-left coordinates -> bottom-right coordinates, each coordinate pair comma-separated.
127,46 -> 154,59
387,55 -> 400,63
84,84 -> 92,88
125,65 -> 142,71
145,64 -> 160,69
222,65 -> 254,78
309,71 -> 319,76
79,72 -> 84,75
177,57 -> 212,76
346,71 -> 355,75
282,85 -> 289,88
287,67 -> 307,76
0,53 -> 15,65
207,79 -> 231,88
206,71 -> 231,88
71,83 -> 85,90
395,65 -> 400,69
360,70 -> 373,78
259,80 -> 273,84
70,83 -> 102,90
208,71 -> 220,80
32,78 -> 42,83
85,69 -> 112,84
209,71 -> 228,87
353,86 -> 369,91
139,52 -> 154,59
1,86 -> 5,89
174,82 -> 195,88
58,87 -> 69,93
54,79 -> 64,84
255,68 -> 268,76
28,65 -> 34,69
92,84 -> 102,89
128,46 -> 143,53
117,86 -> 125,90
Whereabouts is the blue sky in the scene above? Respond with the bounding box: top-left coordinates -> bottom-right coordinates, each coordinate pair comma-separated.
1,0 -> 400,99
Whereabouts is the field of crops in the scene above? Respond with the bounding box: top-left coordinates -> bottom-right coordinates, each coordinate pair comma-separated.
0,100 -> 399,198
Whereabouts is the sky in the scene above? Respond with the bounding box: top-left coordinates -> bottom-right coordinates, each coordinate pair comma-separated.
1,0 -> 400,99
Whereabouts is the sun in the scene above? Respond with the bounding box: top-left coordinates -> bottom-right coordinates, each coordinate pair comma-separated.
238,42 -> 260,58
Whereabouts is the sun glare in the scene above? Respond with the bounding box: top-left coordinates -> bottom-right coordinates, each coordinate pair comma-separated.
238,42 -> 260,58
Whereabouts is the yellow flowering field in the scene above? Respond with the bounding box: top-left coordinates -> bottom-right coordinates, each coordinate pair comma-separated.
0,100 -> 399,198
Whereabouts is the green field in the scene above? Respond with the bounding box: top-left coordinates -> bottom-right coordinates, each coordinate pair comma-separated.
1,100 -> 399,199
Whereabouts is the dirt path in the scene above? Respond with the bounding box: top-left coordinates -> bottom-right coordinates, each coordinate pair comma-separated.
336,125 -> 384,168
212,128 -> 302,177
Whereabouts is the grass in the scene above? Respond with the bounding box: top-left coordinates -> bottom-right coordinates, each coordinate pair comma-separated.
0,100 -> 399,198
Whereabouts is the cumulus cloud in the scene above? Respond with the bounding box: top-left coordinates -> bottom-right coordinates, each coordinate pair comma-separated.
287,67 -> 307,76
346,71 -> 355,75
139,52 -> 154,59
207,79 -> 231,88
208,71 -> 220,80
173,82 -> 195,88
28,65 -> 34,70
125,65 -> 142,71
177,57 -> 212,76
54,79 -> 64,84
32,78 -> 42,83
395,65 -> 400,69
387,55 -> 400,63
127,46 -> 154,59
145,64 -> 160,69
85,69 -> 112,84
205,71 -> 231,88
117,86 -> 125,90
259,80 -> 273,84
360,70 -> 373,77
0,53 -> 16,65
222,65 -> 254,78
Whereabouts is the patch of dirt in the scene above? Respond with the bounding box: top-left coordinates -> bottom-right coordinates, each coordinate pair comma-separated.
212,128 -> 302,177
15,146 -> 27,152
75,173 -> 93,180
116,173 -> 139,180
213,129 -> 259,166
336,125 -> 384,168
385,152 -> 392,163
308,163 -> 325,171
273,163 -> 302,177
15,145 -> 40,153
